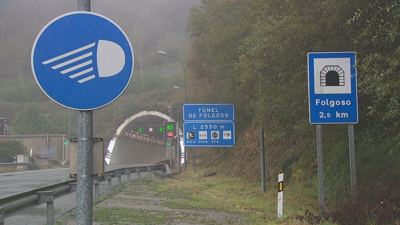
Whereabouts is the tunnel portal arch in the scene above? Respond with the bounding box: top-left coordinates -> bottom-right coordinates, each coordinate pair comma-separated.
115,111 -> 171,136
105,111 -> 172,164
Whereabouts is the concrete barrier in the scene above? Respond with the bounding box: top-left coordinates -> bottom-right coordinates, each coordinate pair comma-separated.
154,162 -> 173,178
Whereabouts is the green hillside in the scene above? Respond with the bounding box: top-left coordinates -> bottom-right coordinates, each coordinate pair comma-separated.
185,1 -> 400,224
1,0 -> 399,224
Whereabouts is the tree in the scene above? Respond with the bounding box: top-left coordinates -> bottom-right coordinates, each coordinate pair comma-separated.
349,0 -> 400,133
10,104 -> 54,135
187,1 -> 400,221
0,140 -> 25,162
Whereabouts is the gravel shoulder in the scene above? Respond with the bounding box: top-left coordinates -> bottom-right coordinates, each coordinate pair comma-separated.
80,177 -> 247,225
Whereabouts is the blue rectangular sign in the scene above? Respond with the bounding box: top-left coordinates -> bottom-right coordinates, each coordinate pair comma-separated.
183,104 -> 234,121
183,122 -> 235,147
308,52 -> 358,124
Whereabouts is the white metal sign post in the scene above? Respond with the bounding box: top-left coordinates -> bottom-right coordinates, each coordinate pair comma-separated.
308,52 -> 358,216
31,2 -> 134,223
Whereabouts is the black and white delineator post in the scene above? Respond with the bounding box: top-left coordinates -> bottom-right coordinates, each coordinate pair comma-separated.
278,173 -> 284,219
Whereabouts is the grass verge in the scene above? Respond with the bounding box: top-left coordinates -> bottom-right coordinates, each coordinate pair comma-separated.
162,166 -> 337,225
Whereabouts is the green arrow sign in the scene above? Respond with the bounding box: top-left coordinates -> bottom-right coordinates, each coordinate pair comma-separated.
166,124 -> 174,130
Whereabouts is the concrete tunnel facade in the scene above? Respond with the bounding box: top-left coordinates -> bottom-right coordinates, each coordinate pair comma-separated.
105,111 -> 180,165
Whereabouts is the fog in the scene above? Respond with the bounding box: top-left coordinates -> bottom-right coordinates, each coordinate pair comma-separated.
0,0 -> 199,119
0,0 -> 200,79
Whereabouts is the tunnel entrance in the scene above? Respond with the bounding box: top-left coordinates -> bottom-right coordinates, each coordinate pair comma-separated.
105,111 -> 174,165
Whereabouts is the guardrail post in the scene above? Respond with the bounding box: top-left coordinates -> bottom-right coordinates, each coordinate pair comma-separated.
147,167 -> 152,179
37,191 -> 54,225
0,207 -> 4,225
125,170 -> 131,184
135,168 -> 141,182
106,175 -> 113,196
94,179 -> 100,203
70,182 -> 77,193
163,164 -> 166,176
116,172 -> 122,190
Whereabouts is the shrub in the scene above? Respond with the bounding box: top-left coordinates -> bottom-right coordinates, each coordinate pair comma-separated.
0,140 -> 26,162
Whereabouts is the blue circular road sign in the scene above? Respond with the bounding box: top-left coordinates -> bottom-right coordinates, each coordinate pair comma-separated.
31,11 -> 134,110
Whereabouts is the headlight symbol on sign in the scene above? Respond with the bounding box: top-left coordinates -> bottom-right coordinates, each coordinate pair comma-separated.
31,11 -> 134,110
42,40 -> 125,84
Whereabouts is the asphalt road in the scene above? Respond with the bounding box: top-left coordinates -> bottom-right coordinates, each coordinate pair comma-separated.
0,167 -> 71,198
0,164 -> 153,224
0,164 -> 152,198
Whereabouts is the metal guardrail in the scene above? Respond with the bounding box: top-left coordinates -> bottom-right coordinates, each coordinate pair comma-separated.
0,164 -> 168,225
0,162 -> 31,167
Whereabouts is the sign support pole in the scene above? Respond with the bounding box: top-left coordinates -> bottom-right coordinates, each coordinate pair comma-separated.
193,147 -> 196,171
259,73 -> 266,192
77,111 -> 93,225
348,124 -> 357,196
77,1 -> 92,225
77,0 -> 90,11
260,126 -> 266,192
185,149 -> 187,171
168,138 -> 172,168
316,125 -> 326,217
177,123 -> 180,173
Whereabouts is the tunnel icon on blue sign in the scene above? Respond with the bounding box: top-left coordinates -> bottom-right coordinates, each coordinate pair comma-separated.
313,58 -> 351,94
42,40 -> 125,84
320,65 -> 345,87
